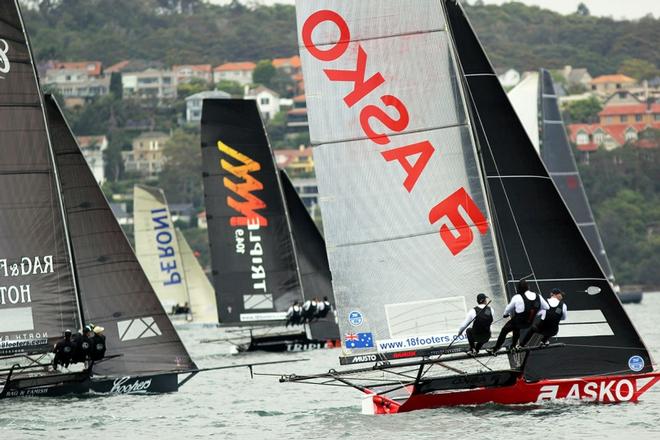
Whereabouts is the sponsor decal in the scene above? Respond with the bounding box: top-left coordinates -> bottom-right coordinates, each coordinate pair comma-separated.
0,39 -> 9,77
344,332 -> 374,349
117,317 -> 161,341
351,354 -> 378,363
300,10 -> 488,256
150,208 -> 182,286
377,332 -> 467,352
629,355 -> 645,372
537,379 -> 639,403
110,376 -> 153,394
239,312 -> 287,322
348,311 -> 363,327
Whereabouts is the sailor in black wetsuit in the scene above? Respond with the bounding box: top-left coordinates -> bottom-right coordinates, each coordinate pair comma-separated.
286,301 -> 302,326
53,329 -> 76,370
457,293 -> 493,355
72,325 -> 94,363
89,326 -> 107,362
520,288 -> 568,346
316,296 -> 332,319
490,280 -> 549,354
301,298 -> 318,323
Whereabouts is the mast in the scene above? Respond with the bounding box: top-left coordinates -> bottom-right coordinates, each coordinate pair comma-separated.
18,0 -> 84,330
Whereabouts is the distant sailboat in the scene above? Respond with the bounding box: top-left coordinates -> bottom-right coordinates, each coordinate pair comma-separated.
508,70 -> 642,303
200,98 -> 339,352
281,0 -> 659,413
133,184 -> 219,323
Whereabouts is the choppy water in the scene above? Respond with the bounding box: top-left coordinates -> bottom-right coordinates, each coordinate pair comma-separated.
2,294 -> 660,440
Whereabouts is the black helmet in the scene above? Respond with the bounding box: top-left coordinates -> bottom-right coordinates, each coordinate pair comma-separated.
476,293 -> 488,304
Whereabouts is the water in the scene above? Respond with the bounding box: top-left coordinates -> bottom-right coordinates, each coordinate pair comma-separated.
2,295 -> 659,440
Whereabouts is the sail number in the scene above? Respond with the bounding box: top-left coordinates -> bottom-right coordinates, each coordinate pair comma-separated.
301,10 -> 489,255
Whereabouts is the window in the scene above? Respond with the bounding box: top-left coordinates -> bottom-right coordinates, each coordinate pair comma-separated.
655,114 -> 660,121
260,97 -> 270,105
616,83 -> 622,89
625,130 -> 637,141
636,114 -> 643,122
576,133 -> 589,145
594,132 -> 604,144
605,117 -> 613,124
620,115 -> 627,123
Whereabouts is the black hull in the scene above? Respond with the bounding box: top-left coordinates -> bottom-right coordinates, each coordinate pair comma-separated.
238,332 -> 339,353
90,372 -> 181,394
0,371 -> 91,399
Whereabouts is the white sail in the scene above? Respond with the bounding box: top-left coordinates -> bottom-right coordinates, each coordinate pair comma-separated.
295,0 -> 507,356
176,229 -> 218,323
133,185 -> 190,313
507,72 -> 540,153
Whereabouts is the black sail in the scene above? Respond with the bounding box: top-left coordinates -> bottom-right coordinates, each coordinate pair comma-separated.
44,94 -> 195,375
201,99 -> 303,324
0,1 -> 80,355
443,0 -> 651,379
539,69 -> 615,282
280,170 -> 339,340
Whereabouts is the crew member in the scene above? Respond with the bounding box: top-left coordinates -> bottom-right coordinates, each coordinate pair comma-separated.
286,301 -> 302,327
52,329 -> 76,370
457,293 -> 493,355
316,296 -> 332,319
90,325 -> 107,362
490,280 -> 549,354
520,288 -> 568,346
301,298 -> 318,323
72,325 -> 94,363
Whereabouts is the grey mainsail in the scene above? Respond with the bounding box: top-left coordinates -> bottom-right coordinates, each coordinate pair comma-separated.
0,0 -> 80,355
45,94 -> 195,376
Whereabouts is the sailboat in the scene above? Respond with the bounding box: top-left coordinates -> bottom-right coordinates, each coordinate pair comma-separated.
200,98 -> 340,352
508,70 -> 642,303
133,184 -> 219,323
280,0 -> 659,413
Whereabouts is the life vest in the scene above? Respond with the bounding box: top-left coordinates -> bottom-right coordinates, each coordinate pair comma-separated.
90,335 -> 106,361
514,292 -> 540,327
472,306 -> 493,336
317,301 -> 331,318
541,300 -> 564,335
302,301 -> 317,321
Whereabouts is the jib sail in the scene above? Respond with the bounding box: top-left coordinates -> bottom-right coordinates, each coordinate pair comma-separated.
201,99 -> 303,324
443,0 -> 650,379
0,1 -> 80,355
45,94 -> 195,375
295,0 -> 508,359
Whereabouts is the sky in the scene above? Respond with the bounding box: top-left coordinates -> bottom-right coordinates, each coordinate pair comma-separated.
209,0 -> 659,20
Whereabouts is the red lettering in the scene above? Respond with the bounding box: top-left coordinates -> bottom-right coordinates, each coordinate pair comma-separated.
302,10 -> 350,62
325,45 -> 385,108
428,188 -> 488,255
359,95 -> 409,145
381,140 -> 434,192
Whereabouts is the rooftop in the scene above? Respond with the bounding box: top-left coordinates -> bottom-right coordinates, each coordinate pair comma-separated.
214,62 -> 257,72
590,74 -> 636,85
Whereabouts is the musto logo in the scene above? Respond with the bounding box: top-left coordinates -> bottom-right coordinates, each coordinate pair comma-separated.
110,376 -> 153,394
0,39 -> 9,76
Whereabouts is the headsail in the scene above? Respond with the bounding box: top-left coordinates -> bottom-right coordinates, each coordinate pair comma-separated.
507,72 -> 540,153
176,228 -> 218,323
295,0 -> 508,359
443,0 -> 650,379
538,69 -> 615,282
0,1 -> 80,355
134,185 -> 190,313
201,99 -> 303,324
45,94 -> 195,375
280,170 -> 338,340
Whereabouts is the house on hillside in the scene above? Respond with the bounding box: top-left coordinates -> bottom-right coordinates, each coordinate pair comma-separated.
598,91 -> 660,126
44,61 -> 109,105
173,64 -> 213,84
245,85 -> 280,121
122,131 -> 171,176
185,90 -> 231,123
122,68 -> 177,101
272,56 -> 301,76
561,65 -> 592,88
274,146 -> 314,175
213,62 -> 256,86
568,122 -> 660,152
589,74 -> 636,95
76,135 -> 108,184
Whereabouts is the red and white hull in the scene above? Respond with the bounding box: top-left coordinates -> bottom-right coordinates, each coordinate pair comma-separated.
363,372 -> 660,414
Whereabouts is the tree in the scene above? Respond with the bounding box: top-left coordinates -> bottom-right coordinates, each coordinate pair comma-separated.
215,80 -> 244,97
177,78 -> 211,100
562,97 -> 602,124
158,129 -> 203,206
618,58 -> 659,82
109,72 -> 123,99
252,60 -> 276,87
576,3 -> 590,17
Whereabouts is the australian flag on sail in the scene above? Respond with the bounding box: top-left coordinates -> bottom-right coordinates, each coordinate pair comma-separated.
344,332 -> 374,349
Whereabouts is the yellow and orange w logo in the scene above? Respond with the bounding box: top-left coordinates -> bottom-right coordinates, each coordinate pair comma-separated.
218,140 -> 268,227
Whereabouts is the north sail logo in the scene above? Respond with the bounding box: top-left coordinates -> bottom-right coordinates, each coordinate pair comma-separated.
301,10 -> 489,256
0,39 -> 10,77
218,140 -> 268,227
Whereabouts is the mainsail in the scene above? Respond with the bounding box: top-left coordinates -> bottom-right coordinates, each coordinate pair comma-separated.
443,0 -> 650,379
280,170 -> 339,340
176,228 -> 218,323
134,185 -> 190,313
0,1 -> 80,355
538,69 -> 615,282
45,94 -> 195,375
295,0 -> 508,359
201,99 -> 303,324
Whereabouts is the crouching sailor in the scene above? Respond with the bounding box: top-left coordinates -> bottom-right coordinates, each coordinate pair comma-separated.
315,296 -> 332,319
301,298 -> 318,323
286,301 -> 302,327
53,329 -> 76,370
457,293 -> 493,355
72,325 -> 94,363
520,288 -> 567,346
90,325 -> 107,362
490,280 -> 549,354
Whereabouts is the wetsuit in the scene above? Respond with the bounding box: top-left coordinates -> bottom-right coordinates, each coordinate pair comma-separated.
72,332 -> 92,363
459,305 -> 493,353
317,300 -> 332,319
301,300 -> 317,323
492,291 -> 549,352
521,297 -> 567,346
90,333 -> 107,361
53,336 -> 76,369
286,304 -> 302,326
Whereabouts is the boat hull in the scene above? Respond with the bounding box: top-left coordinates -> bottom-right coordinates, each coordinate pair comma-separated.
364,372 -> 660,414
239,333 -> 340,353
0,371 -> 91,399
617,291 -> 643,304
